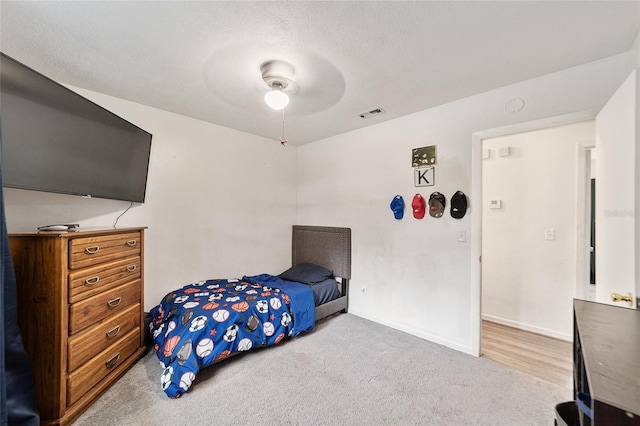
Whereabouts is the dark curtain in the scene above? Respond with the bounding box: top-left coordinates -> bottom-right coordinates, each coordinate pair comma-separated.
1,122 -> 39,425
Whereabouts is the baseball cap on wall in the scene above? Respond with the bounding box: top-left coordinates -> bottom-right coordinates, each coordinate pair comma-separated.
450,191 -> 468,219
428,192 -> 446,218
412,194 -> 426,219
390,195 -> 405,220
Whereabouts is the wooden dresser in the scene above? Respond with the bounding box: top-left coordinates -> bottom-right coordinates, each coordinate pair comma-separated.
573,299 -> 640,425
9,227 -> 147,426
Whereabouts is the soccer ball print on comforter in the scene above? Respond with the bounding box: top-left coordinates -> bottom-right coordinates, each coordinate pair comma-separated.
150,274 -> 315,398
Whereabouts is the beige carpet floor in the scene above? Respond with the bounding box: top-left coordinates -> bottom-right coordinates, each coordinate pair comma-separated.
75,314 -> 571,425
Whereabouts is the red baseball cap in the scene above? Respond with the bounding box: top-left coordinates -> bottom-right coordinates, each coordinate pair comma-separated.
412,194 -> 426,219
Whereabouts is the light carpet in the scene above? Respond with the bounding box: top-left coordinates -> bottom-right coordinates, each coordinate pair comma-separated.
75,314 -> 570,425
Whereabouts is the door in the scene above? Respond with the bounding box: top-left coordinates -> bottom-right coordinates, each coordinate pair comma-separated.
594,69 -> 638,308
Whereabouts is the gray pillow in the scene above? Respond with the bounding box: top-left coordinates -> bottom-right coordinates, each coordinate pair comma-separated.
279,262 -> 333,284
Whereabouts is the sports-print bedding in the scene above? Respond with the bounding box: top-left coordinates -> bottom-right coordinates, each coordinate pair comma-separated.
150,274 -> 315,398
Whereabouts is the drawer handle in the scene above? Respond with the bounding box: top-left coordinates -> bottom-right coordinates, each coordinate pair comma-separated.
107,297 -> 122,308
105,352 -> 121,369
84,276 -> 100,286
85,246 -> 100,254
105,325 -> 121,339
126,265 -> 137,272
126,240 -> 137,247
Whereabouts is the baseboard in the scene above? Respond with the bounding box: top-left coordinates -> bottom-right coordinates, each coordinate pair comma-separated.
349,310 -> 474,355
481,313 -> 572,342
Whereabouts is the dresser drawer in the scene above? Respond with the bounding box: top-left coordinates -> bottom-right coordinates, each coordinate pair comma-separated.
68,304 -> 141,372
69,280 -> 141,334
69,232 -> 141,269
68,256 -> 141,303
67,328 -> 140,407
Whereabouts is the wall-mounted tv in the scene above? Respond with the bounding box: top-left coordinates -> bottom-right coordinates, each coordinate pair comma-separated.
0,53 -> 152,203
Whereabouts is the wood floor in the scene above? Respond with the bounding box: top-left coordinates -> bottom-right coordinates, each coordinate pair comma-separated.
481,320 -> 573,389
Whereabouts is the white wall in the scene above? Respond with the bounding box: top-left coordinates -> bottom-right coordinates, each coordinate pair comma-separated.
481,121 -> 595,341
4,50 -> 637,355
634,32 -> 640,68
4,89 -> 298,310
635,34 -> 640,305
297,52 -> 633,354
595,69 -> 637,303
637,44 -> 640,305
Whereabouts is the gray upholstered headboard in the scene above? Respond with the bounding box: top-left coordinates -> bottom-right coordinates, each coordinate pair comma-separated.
291,225 -> 351,279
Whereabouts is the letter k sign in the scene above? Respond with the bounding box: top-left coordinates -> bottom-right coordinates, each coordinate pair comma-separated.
414,166 -> 434,187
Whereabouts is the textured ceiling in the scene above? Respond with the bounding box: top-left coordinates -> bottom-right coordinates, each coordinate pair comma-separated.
1,1 -> 639,145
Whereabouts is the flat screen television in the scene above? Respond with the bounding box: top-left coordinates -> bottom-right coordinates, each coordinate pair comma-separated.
0,52 -> 152,203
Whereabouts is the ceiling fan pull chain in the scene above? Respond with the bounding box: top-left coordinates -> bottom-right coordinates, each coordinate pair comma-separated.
279,108 -> 288,146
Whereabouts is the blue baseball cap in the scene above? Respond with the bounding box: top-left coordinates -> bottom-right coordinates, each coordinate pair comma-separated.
390,195 -> 405,220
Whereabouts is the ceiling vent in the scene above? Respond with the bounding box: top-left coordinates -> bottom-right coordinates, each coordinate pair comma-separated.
359,107 -> 385,119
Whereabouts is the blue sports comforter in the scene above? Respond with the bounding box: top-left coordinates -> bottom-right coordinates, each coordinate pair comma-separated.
150,274 -> 315,398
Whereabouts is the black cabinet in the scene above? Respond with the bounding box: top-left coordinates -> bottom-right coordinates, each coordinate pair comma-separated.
573,299 -> 640,425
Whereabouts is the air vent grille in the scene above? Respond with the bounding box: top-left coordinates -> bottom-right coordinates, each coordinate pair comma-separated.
359,107 -> 385,119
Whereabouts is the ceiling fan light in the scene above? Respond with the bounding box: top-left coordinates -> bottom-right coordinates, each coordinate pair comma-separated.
264,85 -> 290,110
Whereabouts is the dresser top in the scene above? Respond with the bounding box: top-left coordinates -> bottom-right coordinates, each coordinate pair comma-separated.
574,299 -> 640,415
9,226 -> 146,238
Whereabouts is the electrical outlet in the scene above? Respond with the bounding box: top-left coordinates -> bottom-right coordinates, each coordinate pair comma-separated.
545,229 -> 555,241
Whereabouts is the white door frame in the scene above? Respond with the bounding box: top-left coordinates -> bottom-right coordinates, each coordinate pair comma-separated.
469,109 -> 598,356
575,146 -> 596,302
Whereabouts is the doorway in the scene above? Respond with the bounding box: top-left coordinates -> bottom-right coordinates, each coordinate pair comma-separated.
471,117 -> 595,386
471,117 -> 597,384
480,121 -> 595,342
588,148 -> 596,300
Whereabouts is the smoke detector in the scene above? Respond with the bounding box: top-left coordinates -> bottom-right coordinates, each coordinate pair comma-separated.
505,98 -> 525,113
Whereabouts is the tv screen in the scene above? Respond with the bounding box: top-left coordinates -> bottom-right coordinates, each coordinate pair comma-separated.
0,53 -> 152,203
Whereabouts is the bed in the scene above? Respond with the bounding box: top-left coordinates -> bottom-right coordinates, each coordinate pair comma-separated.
149,225 -> 351,398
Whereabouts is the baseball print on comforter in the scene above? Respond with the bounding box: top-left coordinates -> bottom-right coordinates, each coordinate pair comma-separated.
150,274 -> 315,398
